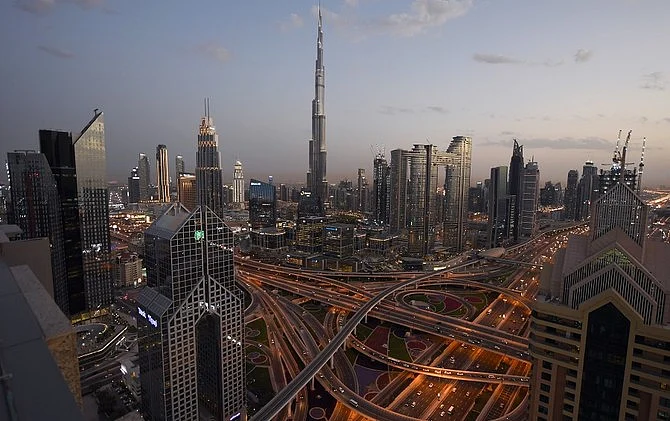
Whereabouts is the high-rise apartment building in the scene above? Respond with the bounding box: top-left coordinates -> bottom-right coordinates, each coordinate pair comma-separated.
177,173 -> 197,212
443,135 -> 472,251
356,168 -> 367,213
389,138 -> 472,255
249,179 -> 277,229
530,180 -> 670,420
7,151 -> 69,314
520,160 -> 539,238
564,169 -> 579,220
138,204 -> 245,421
138,153 -> 151,201
128,167 -> 140,204
508,139 -> 524,242
38,130 -> 86,315
306,7 -> 328,206
576,160 -> 599,221
487,166 -> 509,248
196,99 -> 224,217
156,144 -> 170,203
372,154 -> 390,225
175,154 -> 184,179
73,110 -> 113,310
233,160 -> 245,205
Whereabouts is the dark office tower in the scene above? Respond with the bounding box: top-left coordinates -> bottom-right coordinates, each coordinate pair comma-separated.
279,184 -> 289,202
356,168 -> 367,213
389,149 -> 408,233
443,135 -> 472,252
249,179 -> 277,229
7,151 -> 70,314
74,111 -> 113,310
406,144 -> 439,256
599,167 -> 636,198
0,184 -> 8,224
196,99 -> 224,217
39,130 -> 86,315
138,204 -> 245,421
138,153 -> 151,201
540,181 -> 557,206
175,154 -> 184,179
306,7 -> 328,207
530,182 -> 668,421
487,166 -> 509,248
156,144 -> 170,203
372,153 -> 390,225
177,173 -> 197,211
563,169 -> 579,220
468,182 -> 484,213
520,161 -> 539,238
508,139 -> 524,242
128,167 -> 140,204
576,160 -> 599,221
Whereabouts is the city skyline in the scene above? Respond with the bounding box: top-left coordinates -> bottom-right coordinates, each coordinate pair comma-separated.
1,0 -> 669,186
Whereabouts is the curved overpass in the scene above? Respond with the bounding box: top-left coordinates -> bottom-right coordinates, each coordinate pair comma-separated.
250,259 -> 478,421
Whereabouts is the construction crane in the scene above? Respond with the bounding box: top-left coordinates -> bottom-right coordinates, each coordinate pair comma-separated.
637,137 -> 646,194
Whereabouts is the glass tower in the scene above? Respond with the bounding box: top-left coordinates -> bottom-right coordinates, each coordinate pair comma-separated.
74,110 -> 113,310
249,179 -> 277,229
137,204 -> 245,421
138,153 -> 151,201
196,99 -> 224,217
156,144 -> 170,203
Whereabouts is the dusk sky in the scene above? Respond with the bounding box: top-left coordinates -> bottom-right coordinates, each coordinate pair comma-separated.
1,0 -> 669,187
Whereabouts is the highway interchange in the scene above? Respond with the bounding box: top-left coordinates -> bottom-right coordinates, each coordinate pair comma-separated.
242,226 -> 582,421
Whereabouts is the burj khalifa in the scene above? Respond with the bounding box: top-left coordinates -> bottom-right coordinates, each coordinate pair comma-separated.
307,7 -> 328,206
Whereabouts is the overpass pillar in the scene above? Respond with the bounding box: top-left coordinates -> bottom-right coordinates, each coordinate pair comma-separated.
311,376 -> 315,391
364,313 -> 368,323
330,356 -> 334,369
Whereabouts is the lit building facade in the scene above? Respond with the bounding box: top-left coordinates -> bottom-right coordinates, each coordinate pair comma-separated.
323,223 -> 354,258
530,182 -> 670,421
564,169 -> 579,220
74,111 -> 113,310
232,160 -> 244,205
487,166 -> 509,248
175,154 -> 184,179
156,144 -> 170,203
196,100 -> 224,217
128,167 -> 140,204
443,135 -> 472,251
138,204 -> 245,421
520,161 -> 539,238
249,179 -> 276,229
372,153 -> 390,225
576,160 -> 599,221
508,139 -> 524,242
177,173 -> 197,212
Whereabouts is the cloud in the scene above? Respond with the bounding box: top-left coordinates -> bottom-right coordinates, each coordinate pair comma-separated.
574,49 -> 593,63
500,131 -> 515,136
195,43 -> 231,63
425,105 -> 447,114
640,72 -> 666,91
480,137 -> 613,150
473,53 -> 522,64
15,0 -> 105,14
315,0 -> 473,38
37,45 -> 75,59
639,116 -> 648,124
279,13 -> 303,31
662,118 -> 670,124
379,105 -> 413,115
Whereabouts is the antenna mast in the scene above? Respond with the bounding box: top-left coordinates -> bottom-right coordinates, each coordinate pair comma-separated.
637,137 -> 646,194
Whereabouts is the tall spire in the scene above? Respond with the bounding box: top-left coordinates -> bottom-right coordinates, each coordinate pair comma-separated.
307,2 -> 328,208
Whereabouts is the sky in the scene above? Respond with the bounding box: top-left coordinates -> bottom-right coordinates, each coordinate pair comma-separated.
1,0 -> 669,187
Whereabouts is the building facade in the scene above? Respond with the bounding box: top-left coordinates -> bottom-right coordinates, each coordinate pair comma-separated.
74,111 -> 113,310
196,100 -> 225,217
156,144 -> 170,203
564,169 -> 579,220
177,173 -> 197,212
175,154 -> 184,179
138,204 -> 245,421
508,139 -> 524,242
372,154 -> 390,225
232,160 -> 245,205
487,166 -> 509,248
520,161 -> 539,238
306,8 -> 328,206
128,167 -> 140,204
249,179 -> 277,229
530,182 -> 670,421
138,153 -> 151,201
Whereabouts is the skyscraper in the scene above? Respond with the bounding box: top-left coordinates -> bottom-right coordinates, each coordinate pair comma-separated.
128,167 -> 140,204
138,153 -> 151,201
156,144 -> 170,203
175,154 -> 184,179
39,130 -> 86,315
389,149 -> 408,234
7,151 -> 69,314
487,166 -> 509,248
508,139 -> 524,242
443,135 -> 472,252
249,179 -> 277,229
564,169 -> 579,220
138,204 -> 245,421
576,160 -> 599,221
196,99 -> 224,217
356,168 -> 367,213
306,7 -> 328,207
74,110 -> 113,310
372,153 -> 390,225
530,180 -> 669,420
232,160 -> 244,205
177,173 -> 197,212
520,160 -> 539,238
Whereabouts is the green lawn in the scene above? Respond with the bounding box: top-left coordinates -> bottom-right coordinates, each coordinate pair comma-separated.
345,348 -> 358,364
353,324 -> 373,341
246,366 -> 274,411
247,318 -> 268,346
388,333 -> 411,362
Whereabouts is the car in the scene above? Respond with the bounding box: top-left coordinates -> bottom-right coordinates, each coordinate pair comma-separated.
429,383 -> 434,388
440,404 -> 444,409
417,391 -> 422,396
411,401 -> 416,408
499,403 -> 505,409
452,388 -> 457,393
488,374 -> 496,379
466,391 -> 470,397
494,345 -> 501,350
457,372 -> 464,376
440,411 -> 445,417
338,387 -> 345,393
